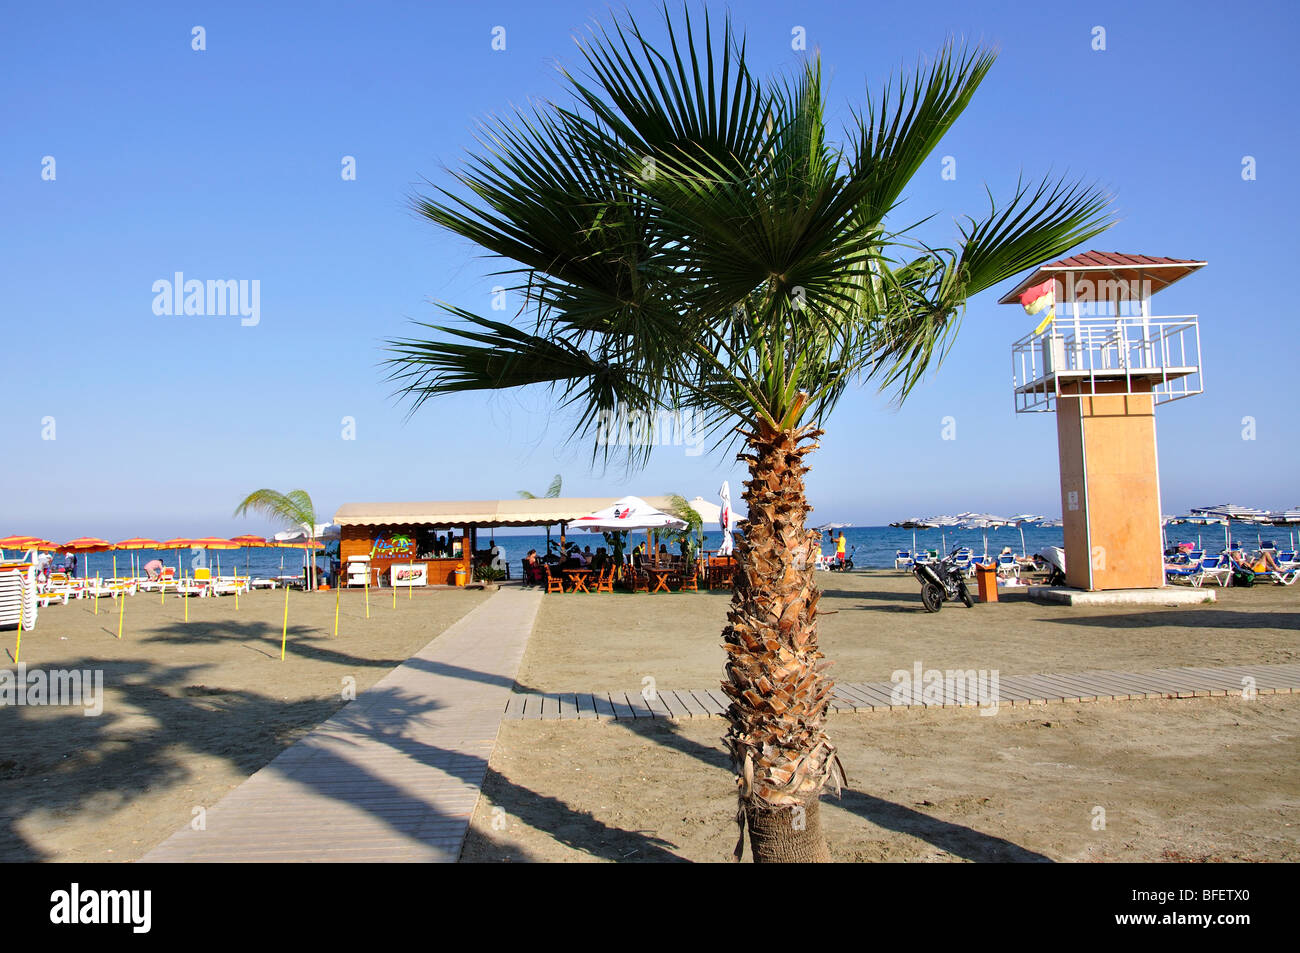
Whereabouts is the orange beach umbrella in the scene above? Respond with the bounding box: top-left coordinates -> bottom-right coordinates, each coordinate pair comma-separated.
112,538 -> 163,579
230,534 -> 271,571
62,537 -> 111,577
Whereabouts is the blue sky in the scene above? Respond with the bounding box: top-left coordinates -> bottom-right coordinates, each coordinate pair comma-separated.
2,0 -> 1296,540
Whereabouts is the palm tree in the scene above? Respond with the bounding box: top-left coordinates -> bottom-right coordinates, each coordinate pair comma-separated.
517,474 -> 563,499
386,7 -> 1111,861
234,489 -> 320,591
662,492 -> 704,558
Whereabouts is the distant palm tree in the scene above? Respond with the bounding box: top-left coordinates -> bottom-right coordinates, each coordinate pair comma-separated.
662,492 -> 704,556
234,488 -> 320,590
386,7 -> 1110,861
517,474 -> 563,500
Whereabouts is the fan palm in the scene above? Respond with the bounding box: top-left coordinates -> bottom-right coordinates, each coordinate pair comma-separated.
517,474 -> 563,499
233,489 -> 320,590
386,6 -> 1111,861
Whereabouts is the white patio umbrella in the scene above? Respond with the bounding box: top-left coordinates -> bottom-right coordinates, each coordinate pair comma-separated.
718,482 -> 735,556
890,517 -> 935,554
571,495 -> 687,562
1264,507 -> 1300,550
685,496 -> 722,525
1170,513 -> 1229,551
1190,504 -> 1268,550
1006,514 -> 1045,558
959,515 -> 1010,558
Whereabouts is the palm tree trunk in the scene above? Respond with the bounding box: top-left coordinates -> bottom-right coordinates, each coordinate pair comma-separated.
723,420 -> 841,862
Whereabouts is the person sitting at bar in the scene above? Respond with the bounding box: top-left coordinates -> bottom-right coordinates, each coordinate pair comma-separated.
523,549 -> 541,585
590,547 -> 608,573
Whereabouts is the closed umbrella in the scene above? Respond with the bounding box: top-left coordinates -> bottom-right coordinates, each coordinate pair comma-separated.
718,482 -> 734,556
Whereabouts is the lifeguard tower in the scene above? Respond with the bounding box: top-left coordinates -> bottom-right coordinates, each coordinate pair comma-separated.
1002,251 -> 1205,592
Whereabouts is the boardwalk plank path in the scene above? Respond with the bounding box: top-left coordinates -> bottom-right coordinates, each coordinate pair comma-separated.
503,663 -> 1300,722
143,587 -> 543,863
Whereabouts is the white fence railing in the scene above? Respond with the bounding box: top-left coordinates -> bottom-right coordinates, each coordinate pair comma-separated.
1012,313 -> 1202,412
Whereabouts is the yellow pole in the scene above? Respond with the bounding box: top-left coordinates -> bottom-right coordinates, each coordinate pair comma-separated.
94,573 -> 100,615
280,582 -> 290,660
364,574 -> 370,619
392,572 -> 397,609
184,576 -> 189,623
333,581 -> 340,637
117,584 -> 126,639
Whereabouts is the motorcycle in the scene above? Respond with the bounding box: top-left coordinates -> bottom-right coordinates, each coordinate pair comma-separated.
828,545 -> 856,572
913,546 -> 974,611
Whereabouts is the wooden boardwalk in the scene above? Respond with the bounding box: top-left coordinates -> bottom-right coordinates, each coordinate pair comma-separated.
142,587 -> 543,863
501,663 -> 1300,721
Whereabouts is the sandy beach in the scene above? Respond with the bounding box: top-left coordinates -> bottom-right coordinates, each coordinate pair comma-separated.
465,570 -> 1299,862
464,695 -> 1300,862
3,570 -> 1296,863
518,570 -> 1300,692
0,587 -> 486,862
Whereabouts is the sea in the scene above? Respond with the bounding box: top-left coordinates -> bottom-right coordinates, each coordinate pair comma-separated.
32,522 -> 1255,579
445,524 -> 1076,570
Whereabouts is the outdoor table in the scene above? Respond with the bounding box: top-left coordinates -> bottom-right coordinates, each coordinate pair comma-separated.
563,569 -> 593,593
647,567 -> 677,593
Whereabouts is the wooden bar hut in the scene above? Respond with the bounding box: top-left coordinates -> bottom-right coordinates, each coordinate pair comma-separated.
333,496 -> 678,586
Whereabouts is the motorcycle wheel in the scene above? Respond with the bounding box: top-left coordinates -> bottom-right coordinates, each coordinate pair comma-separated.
959,581 -> 974,608
921,581 -> 943,612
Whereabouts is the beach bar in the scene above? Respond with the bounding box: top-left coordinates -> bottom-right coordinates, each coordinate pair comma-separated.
334,496 -> 678,586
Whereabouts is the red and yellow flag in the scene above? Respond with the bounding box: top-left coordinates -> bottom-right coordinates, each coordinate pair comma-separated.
1019,279 -> 1056,334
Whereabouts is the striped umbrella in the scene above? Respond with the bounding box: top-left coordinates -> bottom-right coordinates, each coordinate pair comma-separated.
1190,505 -> 1268,549
0,537 -> 57,559
1263,507 -> 1300,550
191,537 -> 239,578
112,537 -> 162,580
62,537 -> 111,578
230,534 -> 272,573
161,538 -> 206,579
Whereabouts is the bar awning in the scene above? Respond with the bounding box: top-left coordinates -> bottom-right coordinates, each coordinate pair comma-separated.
334,496 -> 678,529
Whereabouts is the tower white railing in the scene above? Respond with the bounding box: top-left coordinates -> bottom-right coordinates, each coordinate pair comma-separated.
1012,313 -> 1202,412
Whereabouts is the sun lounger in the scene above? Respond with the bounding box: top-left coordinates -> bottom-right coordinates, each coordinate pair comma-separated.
894,550 -> 914,570
1165,552 -> 1204,585
1229,552 -> 1299,586
86,578 -> 137,598
175,567 -> 215,598
138,567 -> 179,592
208,576 -> 250,596
1188,554 -> 1231,587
